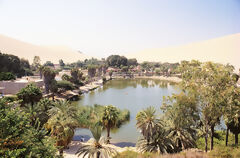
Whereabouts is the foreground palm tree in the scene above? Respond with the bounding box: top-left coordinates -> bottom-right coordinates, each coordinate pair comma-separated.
46,100 -> 78,156
76,124 -> 117,158
136,106 -> 160,143
101,105 -> 119,143
136,126 -> 174,154
167,119 -> 196,150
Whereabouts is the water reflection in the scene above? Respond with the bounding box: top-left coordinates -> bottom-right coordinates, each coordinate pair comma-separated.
77,79 -> 178,146
101,79 -> 175,90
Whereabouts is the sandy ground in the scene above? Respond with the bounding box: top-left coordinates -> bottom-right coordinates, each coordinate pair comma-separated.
63,141 -> 137,158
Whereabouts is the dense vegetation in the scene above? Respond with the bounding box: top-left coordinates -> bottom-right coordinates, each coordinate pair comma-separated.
0,80 -> 130,157
0,52 -> 33,78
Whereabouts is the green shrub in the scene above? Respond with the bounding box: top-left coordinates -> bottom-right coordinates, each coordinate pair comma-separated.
0,100 -> 57,157
208,146 -> 234,158
57,80 -> 74,91
102,77 -> 107,83
0,72 -> 16,81
16,83 -> 42,105
196,131 -> 235,151
2,95 -> 17,103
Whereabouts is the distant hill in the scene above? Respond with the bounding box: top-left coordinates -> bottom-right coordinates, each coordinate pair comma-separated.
126,33 -> 240,71
0,34 -> 91,64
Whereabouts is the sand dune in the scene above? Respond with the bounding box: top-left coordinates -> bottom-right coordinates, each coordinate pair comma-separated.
0,34 -> 91,64
126,33 -> 240,71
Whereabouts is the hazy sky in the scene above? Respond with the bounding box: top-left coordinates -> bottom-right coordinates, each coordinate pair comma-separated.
0,0 -> 240,57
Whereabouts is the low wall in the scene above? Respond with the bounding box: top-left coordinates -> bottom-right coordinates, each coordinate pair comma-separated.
0,80 -> 44,95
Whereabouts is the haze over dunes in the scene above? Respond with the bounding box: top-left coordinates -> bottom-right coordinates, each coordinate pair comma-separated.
126,33 -> 240,70
0,34 -> 91,64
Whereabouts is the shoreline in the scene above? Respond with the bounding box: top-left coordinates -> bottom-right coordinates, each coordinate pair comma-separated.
134,75 -> 182,83
113,75 -> 182,83
64,141 -> 136,158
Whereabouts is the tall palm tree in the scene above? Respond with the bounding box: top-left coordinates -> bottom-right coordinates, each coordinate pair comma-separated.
101,105 -> 119,143
136,106 -> 160,143
75,124 -> 117,158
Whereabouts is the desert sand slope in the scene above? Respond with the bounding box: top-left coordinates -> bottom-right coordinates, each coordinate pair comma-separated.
126,33 -> 240,70
0,34 -> 91,64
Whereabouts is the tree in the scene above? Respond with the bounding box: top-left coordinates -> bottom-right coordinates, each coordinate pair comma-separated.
42,67 -> 56,94
223,83 -> 240,146
17,83 -> 42,106
0,100 -> 57,157
161,93 -> 199,151
0,72 -> 16,81
38,65 -> 44,79
71,68 -> 83,85
44,61 -> 54,67
20,58 -> 33,76
109,70 -> 113,79
128,58 -> 138,66
59,59 -> 65,68
88,65 -> 97,80
136,106 -> 160,143
49,79 -> 58,101
102,64 -> 107,76
97,66 -> 103,77
32,56 -> 41,71
0,52 -> 29,77
106,55 -> 128,68
101,105 -> 119,144
57,80 -> 74,91
155,68 -> 161,75
46,101 -> 78,156
179,60 -> 236,152
121,66 -> 129,72
136,126 -> 174,154
75,123 -> 117,158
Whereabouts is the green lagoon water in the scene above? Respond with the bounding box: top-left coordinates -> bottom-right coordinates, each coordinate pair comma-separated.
75,79 -> 178,146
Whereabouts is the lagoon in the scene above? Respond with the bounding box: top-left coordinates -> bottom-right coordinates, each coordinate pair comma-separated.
74,79 -> 178,146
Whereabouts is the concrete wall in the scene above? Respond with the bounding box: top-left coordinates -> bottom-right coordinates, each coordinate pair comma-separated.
0,80 -> 44,95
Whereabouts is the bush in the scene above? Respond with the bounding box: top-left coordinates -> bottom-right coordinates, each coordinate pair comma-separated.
1,95 -> 17,103
57,80 -> 74,91
17,83 -> 42,105
102,77 -> 107,83
0,72 -> 16,81
208,146 -> 240,158
0,100 -> 57,157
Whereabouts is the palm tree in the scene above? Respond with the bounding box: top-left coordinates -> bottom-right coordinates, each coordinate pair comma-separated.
101,105 -> 119,143
75,124 -> 117,158
46,113 -> 77,155
166,110 -> 196,150
46,100 -> 78,156
48,100 -> 78,119
136,106 -> 160,143
42,67 -> 56,94
161,93 -> 199,151
136,125 -> 174,154
38,65 -> 44,79
167,125 -> 196,151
